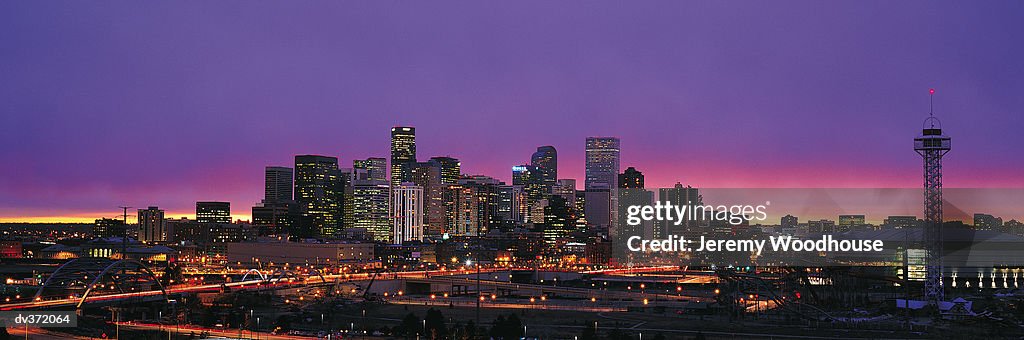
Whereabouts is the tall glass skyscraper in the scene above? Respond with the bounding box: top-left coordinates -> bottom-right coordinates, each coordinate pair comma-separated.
585,137 -> 620,191
264,166 -> 293,202
390,126 -> 417,187
294,155 -> 343,238
531,146 -> 557,194
353,157 -> 387,183
428,156 -> 461,185
584,137 -> 620,229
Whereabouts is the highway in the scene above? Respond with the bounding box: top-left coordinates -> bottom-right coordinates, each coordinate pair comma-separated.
0,266 -> 686,311
0,267 -> 508,311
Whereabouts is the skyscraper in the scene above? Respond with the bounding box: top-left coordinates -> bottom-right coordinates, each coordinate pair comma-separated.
445,176 -> 501,237
781,214 -> 799,229
411,163 -> 445,237
196,201 -> 231,224
352,178 -> 391,242
541,196 -> 573,244
137,206 -> 166,243
618,167 -> 644,189
390,126 -> 417,187
428,156 -> 461,185
585,137 -> 620,229
585,137 -> 620,191
294,155 -> 343,238
354,157 -> 387,183
496,184 -> 525,227
264,166 -> 293,202
658,183 -> 701,237
513,164 -> 545,223
553,179 -> 577,209
391,183 -> 424,244
531,146 -> 557,194
255,166 -> 297,236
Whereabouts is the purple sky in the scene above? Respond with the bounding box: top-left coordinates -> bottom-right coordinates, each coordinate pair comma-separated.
2,1 -> 1023,221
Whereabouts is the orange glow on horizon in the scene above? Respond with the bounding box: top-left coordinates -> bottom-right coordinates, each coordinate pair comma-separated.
0,212 -> 253,224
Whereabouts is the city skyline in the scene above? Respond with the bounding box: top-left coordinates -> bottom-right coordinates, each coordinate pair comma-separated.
4,1 -> 1024,222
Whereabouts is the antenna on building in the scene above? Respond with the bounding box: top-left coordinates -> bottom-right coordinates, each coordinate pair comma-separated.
929,88 -> 935,117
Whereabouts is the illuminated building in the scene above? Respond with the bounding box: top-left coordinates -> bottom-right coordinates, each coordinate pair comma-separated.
585,137 -> 620,191
252,202 -> 296,236
541,196 -> 573,244
411,163 -> 445,237
974,213 -> 1003,230
252,166 -> 298,236
618,167 -> 644,189
294,155 -> 343,238
496,184 -> 525,227
354,157 -> 387,183
196,201 -> 231,224
838,214 -> 866,232
264,166 -> 293,202
93,218 -> 126,238
884,215 -> 918,229
658,183 -> 701,236
512,164 -> 545,223
553,179 -> 577,209
781,214 -> 799,229
391,182 -> 424,244
352,178 -> 391,242
585,137 -> 619,229
530,146 -> 557,194
445,176 -> 501,237
428,156 -> 461,185
390,126 -> 416,187
137,206 -> 166,243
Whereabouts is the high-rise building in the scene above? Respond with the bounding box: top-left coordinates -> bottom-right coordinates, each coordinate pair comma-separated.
428,156 -> 461,185
658,183 -> 701,236
254,166 -> 297,236
585,137 -> 620,230
531,146 -> 557,194
390,126 -> 417,187
541,196 -> 573,244
391,183 -> 424,244
617,187 -> 655,240
354,157 -> 387,183
294,155 -> 343,238
974,213 -> 1003,230
252,202 -> 296,236
352,179 -> 391,242
264,166 -> 293,203
496,184 -> 525,227
445,176 -> 501,237
513,164 -> 546,223
781,214 -> 799,229
618,167 -> 644,189
137,206 -> 166,243
585,137 -> 620,191
553,179 -> 577,209
196,201 -> 231,224
93,218 -> 126,238
410,163 -> 445,237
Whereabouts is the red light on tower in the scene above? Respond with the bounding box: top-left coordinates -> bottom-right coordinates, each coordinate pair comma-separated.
929,88 -> 935,95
